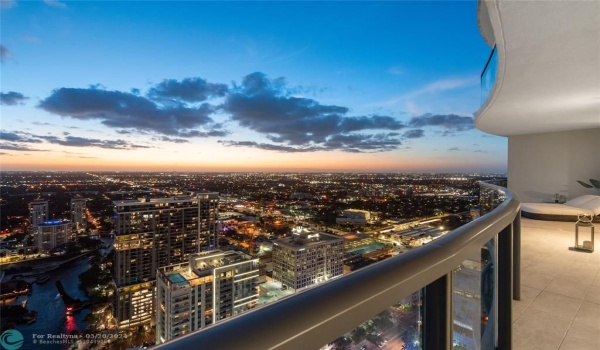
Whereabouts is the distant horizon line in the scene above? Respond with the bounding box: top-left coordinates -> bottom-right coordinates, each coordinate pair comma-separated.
1,170 -> 507,175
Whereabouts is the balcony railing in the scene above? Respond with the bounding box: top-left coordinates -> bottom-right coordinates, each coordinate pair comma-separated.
156,181 -> 520,350
481,45 -> 498,105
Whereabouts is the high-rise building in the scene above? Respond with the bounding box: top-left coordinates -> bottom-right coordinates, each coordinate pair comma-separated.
155,250 -> 259,344
29,200 -> 49,228
272,227 -> 344,291
112,192 -> 219,329
35,219 -> 74,252
70,198 -> 87,233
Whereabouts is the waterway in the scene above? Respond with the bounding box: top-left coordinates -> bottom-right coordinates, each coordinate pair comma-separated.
12,255 -> 91,350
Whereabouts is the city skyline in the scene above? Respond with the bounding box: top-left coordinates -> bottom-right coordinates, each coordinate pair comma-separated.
0,0 -> 507,173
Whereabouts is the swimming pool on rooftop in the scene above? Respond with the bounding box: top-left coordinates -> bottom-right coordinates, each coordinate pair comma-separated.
168,272 -> 190,287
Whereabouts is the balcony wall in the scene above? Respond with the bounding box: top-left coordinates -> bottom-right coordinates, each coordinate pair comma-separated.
508,128 -> 600,203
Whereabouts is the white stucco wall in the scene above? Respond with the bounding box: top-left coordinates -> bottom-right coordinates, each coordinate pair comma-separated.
508,128 -> 600,203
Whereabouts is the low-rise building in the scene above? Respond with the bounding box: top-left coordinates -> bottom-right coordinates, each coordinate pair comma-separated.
336,209 -> 371,224
272,227 -> 344,291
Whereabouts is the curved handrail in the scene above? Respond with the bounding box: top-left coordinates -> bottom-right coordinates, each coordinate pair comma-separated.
156,185 -> 520,350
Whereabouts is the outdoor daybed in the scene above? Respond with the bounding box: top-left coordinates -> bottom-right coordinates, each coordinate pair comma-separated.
521,195 -> 600,222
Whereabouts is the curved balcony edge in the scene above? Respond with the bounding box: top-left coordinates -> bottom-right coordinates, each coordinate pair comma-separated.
155,185 -> 521,350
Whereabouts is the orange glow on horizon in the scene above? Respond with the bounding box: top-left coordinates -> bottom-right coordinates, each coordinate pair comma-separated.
1,149 -> 504,173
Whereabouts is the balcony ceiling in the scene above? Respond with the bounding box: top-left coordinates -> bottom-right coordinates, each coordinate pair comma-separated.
476,0 -> 600,136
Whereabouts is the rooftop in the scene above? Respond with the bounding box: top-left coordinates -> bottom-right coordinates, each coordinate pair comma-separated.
191,251 -> 254,273
38,219 -> 70,226
273,230 -> 343,249
514,218 -> 600,349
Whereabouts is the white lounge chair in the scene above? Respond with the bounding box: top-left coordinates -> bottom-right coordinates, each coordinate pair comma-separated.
521,195 -> 600,222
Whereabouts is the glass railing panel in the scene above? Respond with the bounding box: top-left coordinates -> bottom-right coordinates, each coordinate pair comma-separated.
481,46 -> 498,105
479,181 -> 507,216
328,290 -> 422,350
452,236 -> 497,350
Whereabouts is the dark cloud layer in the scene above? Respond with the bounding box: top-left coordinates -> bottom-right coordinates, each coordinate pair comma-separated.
402,129 -> 425,139
38,86 -> 226,137
38,135 -> 150,149
1,91 -> 28,105
35,72 -> 477,153
154,136 -> 190,144
222,72 -> 405,152
409,114 -> 474,131
148,78 -> 228,102
0,143 -> 43,152
0,131 -> 43,143
0,130 -> 149,151
219,141 -> 321,153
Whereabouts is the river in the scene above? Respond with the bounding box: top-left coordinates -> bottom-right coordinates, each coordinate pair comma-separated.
12,254 -> 91,350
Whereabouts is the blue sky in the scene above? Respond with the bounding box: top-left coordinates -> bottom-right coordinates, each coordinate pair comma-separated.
0,0 -> 506,172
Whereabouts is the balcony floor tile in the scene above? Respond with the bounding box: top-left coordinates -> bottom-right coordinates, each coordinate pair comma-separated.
515,218 -> 600,350
558,321 -> 600,350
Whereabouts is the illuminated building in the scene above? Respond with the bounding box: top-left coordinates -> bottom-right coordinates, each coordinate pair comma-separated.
272,227 -> 344,291
336,209 -> 371,224
156,250 -> 259,343
29,200 -> 49,228
70,198 -> 87,233
36,219 -> 74,252
112,192 -> 219,329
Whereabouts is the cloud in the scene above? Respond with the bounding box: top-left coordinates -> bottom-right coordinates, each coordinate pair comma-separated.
219,141 -> 321,153
0,45 -> 11,62
39,87 -> 226,137
413,77 -> 478,96
0,143 -> 44,152
378,76 -> 479,107
1,91 -> 28,105
0,131 -> 43,143
402,129 -> 425,139
409,114 -> 474,131
148,77 -> 228,102
38,135 -> 151,149
1,130 -> 149,150
43,0 -> 67,8
448,147 -> 460,151
154,136 -> 190,144
222,72 -> 405,152
322,133 -> 402,152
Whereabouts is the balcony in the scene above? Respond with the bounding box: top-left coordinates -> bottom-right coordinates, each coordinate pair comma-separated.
480,45 -> 498,106
155,181 -> 522,349
514,218 -> 600,349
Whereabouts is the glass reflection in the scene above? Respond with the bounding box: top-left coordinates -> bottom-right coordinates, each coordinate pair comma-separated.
328,291 -> 422,350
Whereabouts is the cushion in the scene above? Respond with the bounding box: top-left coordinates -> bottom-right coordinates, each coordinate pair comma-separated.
521,202 -> 595,217
564,194 -> 599,207
577,196 -> 600,215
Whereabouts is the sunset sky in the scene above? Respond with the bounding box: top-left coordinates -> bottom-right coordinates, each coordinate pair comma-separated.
0,0 -> 506,173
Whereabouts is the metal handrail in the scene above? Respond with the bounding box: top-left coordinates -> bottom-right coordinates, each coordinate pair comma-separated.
481,44 -> 497,80
156,184 -> 520,350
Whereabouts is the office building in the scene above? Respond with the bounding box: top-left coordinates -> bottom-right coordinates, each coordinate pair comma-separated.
35,219 -> 74,252
70,198 -> 87,233
29,200 -> 49,228
156,250 -> 259,344
112,193 -> 219,329
272,227 -> 344,291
